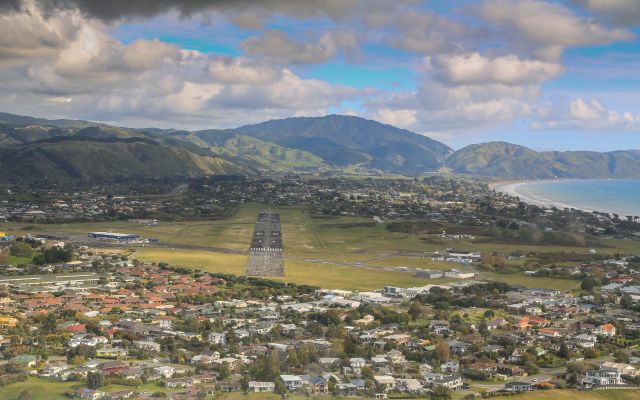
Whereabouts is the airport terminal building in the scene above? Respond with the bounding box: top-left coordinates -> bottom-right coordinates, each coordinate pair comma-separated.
88,232 -> 140,242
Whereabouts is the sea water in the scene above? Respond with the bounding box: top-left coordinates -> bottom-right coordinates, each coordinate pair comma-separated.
508,179 -> 640,217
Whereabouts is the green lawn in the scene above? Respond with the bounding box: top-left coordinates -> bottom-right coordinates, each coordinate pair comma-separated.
2,379 -> 638,400
0,377 -> 172,400
479,272 -> 581,291
5,255 -> 33,266
506,389 -> 640,400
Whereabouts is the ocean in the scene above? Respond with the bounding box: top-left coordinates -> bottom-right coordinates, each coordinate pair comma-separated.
495,179 -> 640,217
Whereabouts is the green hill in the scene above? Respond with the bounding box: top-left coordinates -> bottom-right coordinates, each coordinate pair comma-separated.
195,131 -> 329,172
3,111 -> 640,180
446,142 -> 640,179
231,114 -> 453,174
0,137 -> 251,183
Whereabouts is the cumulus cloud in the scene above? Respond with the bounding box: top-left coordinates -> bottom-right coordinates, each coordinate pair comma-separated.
0,2 -> 365,128
533,97 -> 640,131
241,29 -> 358,64
2,0 -> 417,24
481,0 -> 633,60
574,0 -> 640,27
208,57 -> 281,85
373,108 -> 417,129
434,53 -> 564,86
367,10 -> 471,54
0,0 -> 636,138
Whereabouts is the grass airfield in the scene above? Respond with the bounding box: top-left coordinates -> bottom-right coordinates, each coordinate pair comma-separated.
2,202 -> 637,291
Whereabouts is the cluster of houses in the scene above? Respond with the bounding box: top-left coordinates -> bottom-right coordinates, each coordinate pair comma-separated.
0,260 -> 636,399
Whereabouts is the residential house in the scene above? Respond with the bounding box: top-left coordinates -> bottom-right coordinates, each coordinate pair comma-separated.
505,381 -> 533,392
280,375 -> 303,391
583,367 -> 622,386
248,381 -> 275,392
374,375 -> 396,392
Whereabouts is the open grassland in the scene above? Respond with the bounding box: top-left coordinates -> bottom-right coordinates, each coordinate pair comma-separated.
503,389 -> 640,400
1,379 -> 638,400
5,255 -> 32,265
136,248 -> 247,275
0,377 -> 171,400
479,272 -> 581,291
369,256 -> 465,271
136,248 -> 430,291
1,202 -> 633,291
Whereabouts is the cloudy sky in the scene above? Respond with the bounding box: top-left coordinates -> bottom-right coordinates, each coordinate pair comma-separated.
1,0 -> 640,150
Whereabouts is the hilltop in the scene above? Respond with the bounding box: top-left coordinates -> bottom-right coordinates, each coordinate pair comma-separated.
2,112 -> 640,181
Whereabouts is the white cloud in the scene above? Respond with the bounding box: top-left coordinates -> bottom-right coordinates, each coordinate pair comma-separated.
208,57 -> 282,85
0,2 -> 366,128
574,0 -> 640,26
241,30 -> 358,64
368,10 -> 470,54
534,97 -> 640,131
481,0 -> 633,60
434,52 -> 564,86
374,108 -> 417,129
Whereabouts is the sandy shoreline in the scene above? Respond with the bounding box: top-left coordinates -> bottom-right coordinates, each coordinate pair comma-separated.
490,179 -> 593,212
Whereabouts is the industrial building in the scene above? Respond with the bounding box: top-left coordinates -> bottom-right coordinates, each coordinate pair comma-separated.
245,211 -> 284,277
0,272 -> 113,293
88,232 -> 139,242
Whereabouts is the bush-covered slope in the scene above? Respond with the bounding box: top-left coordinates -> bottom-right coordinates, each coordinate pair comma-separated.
0,137 -> 250,182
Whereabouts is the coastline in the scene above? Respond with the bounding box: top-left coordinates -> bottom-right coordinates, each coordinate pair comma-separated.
490,179 -> 594,212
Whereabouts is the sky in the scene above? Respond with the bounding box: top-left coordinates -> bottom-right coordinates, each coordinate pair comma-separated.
1,0 -> 640,151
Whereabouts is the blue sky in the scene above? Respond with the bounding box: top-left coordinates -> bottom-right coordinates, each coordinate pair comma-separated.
1,0 -> 640,151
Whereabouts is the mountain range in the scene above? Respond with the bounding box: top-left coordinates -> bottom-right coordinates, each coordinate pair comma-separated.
0,111 -> 639,182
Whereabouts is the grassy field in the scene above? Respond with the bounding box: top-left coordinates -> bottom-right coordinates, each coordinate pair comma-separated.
136,248 -> 247,275
5,255 -> 32,265
136,248 -> 432,291
1,202 -> 635,291
479,272 -> 582,291
504,389 -> 640,400
1,378 -> 638,400
0,377 -> 171,400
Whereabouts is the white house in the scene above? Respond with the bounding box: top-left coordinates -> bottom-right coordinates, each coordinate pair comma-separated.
207,332 -> 227,345
583,367 -> 622,386
280,375 -> 303,391
248,381 -> 275,392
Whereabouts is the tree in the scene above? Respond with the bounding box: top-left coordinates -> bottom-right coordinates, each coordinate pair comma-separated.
274,379 -> 285,395
435,340 -> 450,362
360,366 -> 374,381
483,310 -> 495,319
431,385 -> 452,400
621,294 -> 634,309
584,348 -> 600,359
217,362 -> 231,380
408,301 -> 425,321
478,320 -> 488,335
613,350 -> 629,363
286,348 -> 299,368
87,371 -> 105,389
567,362 -> 588,384
524,360 -> 539,375
10,242 -> 33,258
558,343 -> 570,359
328,376 -> 338,396
581,277 -> 601,291
240,374 -> 249,394
17,390 -> 31,400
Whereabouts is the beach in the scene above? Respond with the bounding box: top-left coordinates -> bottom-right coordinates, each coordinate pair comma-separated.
490,180 -> 593,212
